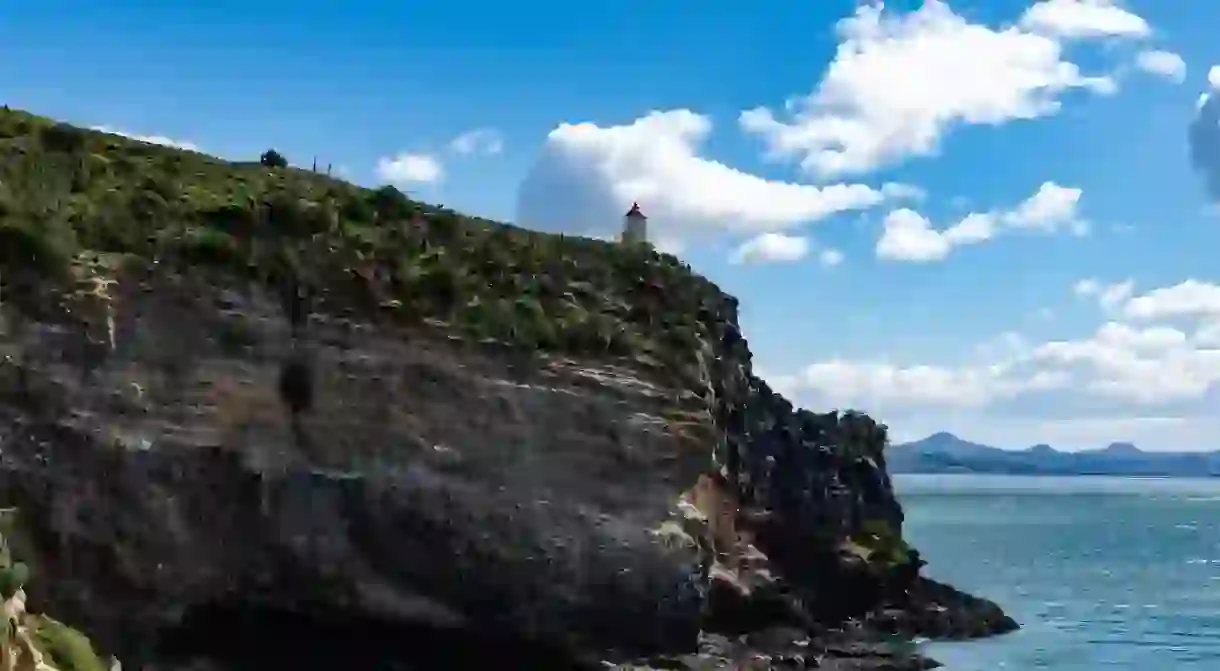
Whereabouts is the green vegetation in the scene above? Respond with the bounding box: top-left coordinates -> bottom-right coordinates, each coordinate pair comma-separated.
843,518 -> 913,570
0,509 -> 112,671
0,107 -> 732,386
258,149 -> 288,169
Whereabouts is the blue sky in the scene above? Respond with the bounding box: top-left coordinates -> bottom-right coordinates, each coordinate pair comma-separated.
7,0 -> 1220,450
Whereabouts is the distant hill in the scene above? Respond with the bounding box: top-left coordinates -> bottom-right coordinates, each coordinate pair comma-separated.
887,433 -> 1220,477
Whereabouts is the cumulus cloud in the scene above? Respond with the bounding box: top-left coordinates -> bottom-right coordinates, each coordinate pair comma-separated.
778,320 -> 1220,418
1019,0 -> 1150,40
1194,320 -> 1220,347
772,360 -> 1018,410
449,128 -> 504,156
375,152 -> 444,185
773,275 -> 1220,449
1100,280 -> 1136,311
1134,50 -> 1186,83
730,233 -> 809,265
727,233 -> 846,267
876,181 -> 1085,262
1189,68 -> 1220,202
1075,278 -> 1220,322
515,110 -> 909,245
738,1 -> 1116,179
91,125 -> 200,152
1031,322 -> 1215,404
1074,278 -> 1134,312
1123,280 -> 1220,321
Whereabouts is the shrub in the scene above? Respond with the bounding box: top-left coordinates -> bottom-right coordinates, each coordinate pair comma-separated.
39,123 -> 87,154
369,185 -> 413,222
259,149 -> 288,169
0,222 -> 74,280
176,227 -> 243,269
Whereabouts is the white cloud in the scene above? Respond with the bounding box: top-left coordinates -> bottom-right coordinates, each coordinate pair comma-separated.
876,209 -> 965,262
1031,322 -> 1214,403
1019,0 -> 1150,40
515,110 -> 908,245
91,125 -> 200,152
876,181 -> 1084,262
375,152 -> 444,185
1004,182 -> 1086,231
774,275 -> 1220,451
1123,280 -> 1220,321
1076,278 -> 1220,322
1074,278 -> 1101,296
1135,50 -> 1187,83
449,128 -> 504,156
779,360 -> 1007,409
728,232 -> 845,267
818,248 -> 845,267
730,232 -> 809,264
1100,280 -> 1135,311
738,1 -> 1116,178
879,183 -> 928,201
780,320 -> 1220,413
1074,278 -> 1134,311
1210,66 -> 1220,90
1195,321 -> 1220,347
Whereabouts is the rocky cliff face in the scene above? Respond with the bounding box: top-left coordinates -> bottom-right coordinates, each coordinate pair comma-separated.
0,261 -> 1013,671
0,107 -> 1016,670
0,265 -> 715,664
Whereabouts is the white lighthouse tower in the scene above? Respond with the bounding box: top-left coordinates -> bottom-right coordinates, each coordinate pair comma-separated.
621,201 -> 648,246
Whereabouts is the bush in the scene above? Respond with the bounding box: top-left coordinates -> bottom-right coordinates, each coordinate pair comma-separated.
39,123 -> 87,154
176,228 -> 243,269
0,222 -> 74,280
369,185 -> 413,222
259,149 -> 288,169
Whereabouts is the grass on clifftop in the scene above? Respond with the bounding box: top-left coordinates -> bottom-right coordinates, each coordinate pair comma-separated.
0,107 -> 736,385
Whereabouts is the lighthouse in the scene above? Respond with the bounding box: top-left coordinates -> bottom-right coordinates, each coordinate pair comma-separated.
621,201 -> 648,246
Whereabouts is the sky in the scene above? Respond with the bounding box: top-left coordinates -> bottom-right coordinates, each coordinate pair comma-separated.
7,0 -> 1220,450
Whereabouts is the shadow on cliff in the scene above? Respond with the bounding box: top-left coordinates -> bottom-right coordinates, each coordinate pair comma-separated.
156,600 -> 597,671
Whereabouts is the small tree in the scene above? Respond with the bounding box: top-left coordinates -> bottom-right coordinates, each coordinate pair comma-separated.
369,185 -> 413,222
259,149 -> 288,169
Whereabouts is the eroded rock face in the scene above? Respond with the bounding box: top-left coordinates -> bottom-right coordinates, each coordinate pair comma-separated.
0,266 -> 1014,670
0,270 -> 714,667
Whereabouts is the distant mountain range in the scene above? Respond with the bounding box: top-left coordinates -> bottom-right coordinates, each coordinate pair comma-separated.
887,432 -> 1220,477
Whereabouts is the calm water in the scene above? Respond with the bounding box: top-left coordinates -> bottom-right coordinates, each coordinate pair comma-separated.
895,474 -> 1220,670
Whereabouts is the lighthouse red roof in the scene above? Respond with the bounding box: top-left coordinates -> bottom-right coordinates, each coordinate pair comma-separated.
625,202 -> 646,219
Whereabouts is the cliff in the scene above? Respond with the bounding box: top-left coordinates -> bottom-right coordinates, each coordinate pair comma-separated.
0,107 -> 1015,670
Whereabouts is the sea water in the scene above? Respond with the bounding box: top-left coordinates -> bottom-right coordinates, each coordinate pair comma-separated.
895,474 -> 1220,670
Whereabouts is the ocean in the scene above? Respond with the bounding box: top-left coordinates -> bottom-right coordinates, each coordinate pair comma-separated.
895,474 -> 1220,670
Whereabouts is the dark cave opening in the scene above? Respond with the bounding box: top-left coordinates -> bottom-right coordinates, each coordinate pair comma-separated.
155,600 -> 598,671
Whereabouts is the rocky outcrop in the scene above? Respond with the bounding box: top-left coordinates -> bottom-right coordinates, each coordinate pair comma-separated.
0,106 -> 1016,670
0,265 -> 720,667
0,260 -> 1014,670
